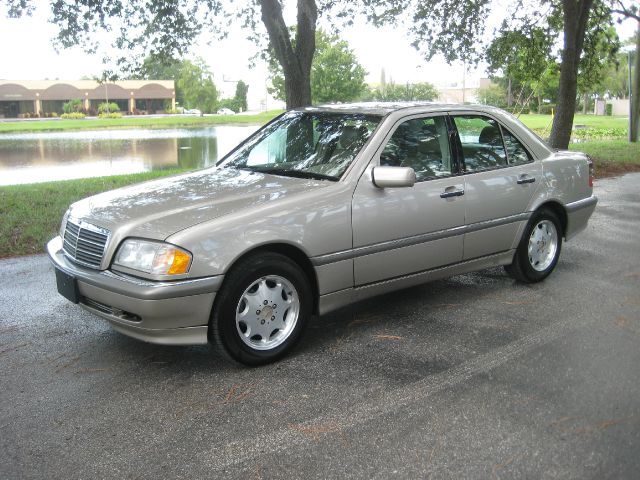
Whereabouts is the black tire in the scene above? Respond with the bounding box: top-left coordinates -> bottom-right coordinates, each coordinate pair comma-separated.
209,252 -> 312,366
505,209 -> 563,283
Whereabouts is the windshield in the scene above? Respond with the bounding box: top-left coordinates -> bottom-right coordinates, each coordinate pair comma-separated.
219,111 -> 381,181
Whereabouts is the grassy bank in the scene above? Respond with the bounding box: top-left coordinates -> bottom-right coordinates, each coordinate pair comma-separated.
0,169 -> 187,258
0,110 -> 626,137
0,111 -> 283,134
569,140 -> 640,178
518,114 -> 628,131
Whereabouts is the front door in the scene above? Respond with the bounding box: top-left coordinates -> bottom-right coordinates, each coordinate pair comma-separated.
352,115 -> 466,286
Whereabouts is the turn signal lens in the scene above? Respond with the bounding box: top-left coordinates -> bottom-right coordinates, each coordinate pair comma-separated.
588,157 -> 594,188
167,249 -> 191,275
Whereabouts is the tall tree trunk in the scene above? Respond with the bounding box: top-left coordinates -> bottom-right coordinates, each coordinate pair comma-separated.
537,93 -> 542,113
259,0 -> 317,109
631,23 -> 640,143
583,92 -> 588,114
549,0 -> 594,149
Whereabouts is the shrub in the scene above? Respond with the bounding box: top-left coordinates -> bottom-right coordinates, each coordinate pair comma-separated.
60,112 -> 86,119
572,127 -> 627,140
98,112 -> 123,119
164,108 -> 179,114
538,104 -> 555,115
97,102 -> 120,114
63,99 -> 84,114
605,103 -> 613,116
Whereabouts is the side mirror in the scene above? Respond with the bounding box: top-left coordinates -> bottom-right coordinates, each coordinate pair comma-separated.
371,166 -> 416,188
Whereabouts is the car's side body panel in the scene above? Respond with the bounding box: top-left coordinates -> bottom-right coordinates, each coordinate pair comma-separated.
166,182 -> 354,282
316,250 -> 516,315
352,167 -> 465,286
461,161 -> 542,259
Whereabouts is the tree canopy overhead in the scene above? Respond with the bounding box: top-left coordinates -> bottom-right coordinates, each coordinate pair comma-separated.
4,0 -> 638,145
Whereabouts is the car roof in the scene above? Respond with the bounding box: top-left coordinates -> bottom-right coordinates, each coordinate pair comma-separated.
297,101 -> 507,116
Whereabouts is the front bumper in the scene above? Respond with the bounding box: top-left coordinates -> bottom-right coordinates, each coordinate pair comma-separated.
47,236 -> 223,345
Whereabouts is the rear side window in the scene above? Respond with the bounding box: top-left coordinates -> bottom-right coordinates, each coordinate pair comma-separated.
453,116 -> 507,172
502,128 -> 532,165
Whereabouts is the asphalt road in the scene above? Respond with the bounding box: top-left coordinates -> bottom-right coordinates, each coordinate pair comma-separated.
1,174 -> 639,479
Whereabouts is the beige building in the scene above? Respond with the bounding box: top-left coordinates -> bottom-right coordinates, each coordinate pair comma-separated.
437,78 -> 493,104
0,80 -> 175,118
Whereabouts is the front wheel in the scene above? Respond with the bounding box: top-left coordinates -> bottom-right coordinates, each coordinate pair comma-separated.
505,209 -> 562,283
209,252 -> 312,366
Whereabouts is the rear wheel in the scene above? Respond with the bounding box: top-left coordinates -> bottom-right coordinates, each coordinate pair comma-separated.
209,252 -> 312,366
505,209 -> 562,283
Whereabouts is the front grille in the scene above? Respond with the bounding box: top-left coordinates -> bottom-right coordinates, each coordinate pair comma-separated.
62,217 -> 110,269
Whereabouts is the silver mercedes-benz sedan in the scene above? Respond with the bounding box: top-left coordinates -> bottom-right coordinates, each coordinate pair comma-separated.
48,103 -> 597,365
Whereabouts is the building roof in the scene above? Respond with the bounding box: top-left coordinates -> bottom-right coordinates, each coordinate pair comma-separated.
0,79 -> 175,101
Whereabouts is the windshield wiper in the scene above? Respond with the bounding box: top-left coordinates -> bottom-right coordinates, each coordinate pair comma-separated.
250,168 -> 337,182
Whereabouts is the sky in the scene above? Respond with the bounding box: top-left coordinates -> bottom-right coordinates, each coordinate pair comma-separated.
0,2 -> 637,110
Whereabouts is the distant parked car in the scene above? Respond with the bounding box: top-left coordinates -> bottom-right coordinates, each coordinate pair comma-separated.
48,103 -> 596,365
185,108 -> 202,115
217,108 -> 235,115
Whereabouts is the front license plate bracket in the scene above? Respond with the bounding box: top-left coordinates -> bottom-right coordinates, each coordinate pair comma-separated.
55,267 -> 79,304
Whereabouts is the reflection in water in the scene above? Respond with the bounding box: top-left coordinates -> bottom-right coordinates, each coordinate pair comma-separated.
0,126 -> 258,186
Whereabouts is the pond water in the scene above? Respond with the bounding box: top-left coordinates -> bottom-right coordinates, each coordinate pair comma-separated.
0,126 -> 260,186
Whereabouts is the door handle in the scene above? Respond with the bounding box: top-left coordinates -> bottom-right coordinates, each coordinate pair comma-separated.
440,188 -> 465,198
517,175 -> 536,184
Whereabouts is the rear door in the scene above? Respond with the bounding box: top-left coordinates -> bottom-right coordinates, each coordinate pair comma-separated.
451,114 -> 541,260
351,114 -> 465,286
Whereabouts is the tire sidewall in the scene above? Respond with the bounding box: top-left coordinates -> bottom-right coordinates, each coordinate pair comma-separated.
212,254 -> 312,365
517,209 -> 562,282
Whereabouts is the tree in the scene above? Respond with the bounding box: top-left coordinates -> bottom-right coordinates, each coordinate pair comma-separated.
134,55 -> 218,112
268,29 -> 367,104
404,0 -> 637,148
176,59 -> 218,113
366,82 -> 438,102
477,84 -> 508,108
235,80 -> 249,112
610,2 -> 640,141
218,80 -> 250,113
486,25 -> 556,112
485,2 -> 619,117
599,49 -> 631,99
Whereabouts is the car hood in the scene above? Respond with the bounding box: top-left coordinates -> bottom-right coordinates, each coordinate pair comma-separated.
69,167 -> 330,239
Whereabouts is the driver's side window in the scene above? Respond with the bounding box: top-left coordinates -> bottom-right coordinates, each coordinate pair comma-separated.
380,116 -> 453,182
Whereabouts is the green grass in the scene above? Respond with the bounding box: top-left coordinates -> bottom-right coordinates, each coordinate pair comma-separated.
0,111 -> 283,134
518,114 -> 629,131
0,169 -> 188,258
569,140 -> 640,164
569,140 -> 640,178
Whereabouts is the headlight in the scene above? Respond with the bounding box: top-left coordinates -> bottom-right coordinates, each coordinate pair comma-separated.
114,239 -> 192,275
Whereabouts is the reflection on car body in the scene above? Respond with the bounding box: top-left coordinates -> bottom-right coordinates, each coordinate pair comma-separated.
48,102 -> 597,365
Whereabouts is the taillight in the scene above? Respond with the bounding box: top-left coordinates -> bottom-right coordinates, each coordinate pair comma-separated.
587,156 -> 594,187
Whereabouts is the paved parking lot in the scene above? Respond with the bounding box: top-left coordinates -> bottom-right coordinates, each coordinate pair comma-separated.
1,173 -> 639,479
